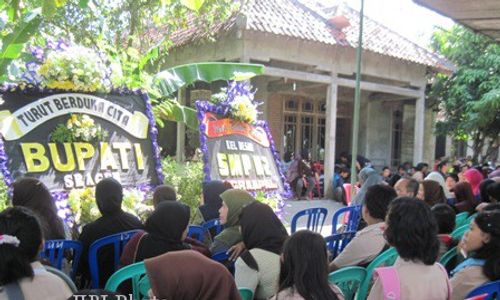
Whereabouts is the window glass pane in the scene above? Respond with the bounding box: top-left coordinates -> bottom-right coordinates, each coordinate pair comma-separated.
317,118 -> 326,161
302,100 -> 313,112
285,99 -> 298,111
301,116 -> 313,153
283,115 -> 297,161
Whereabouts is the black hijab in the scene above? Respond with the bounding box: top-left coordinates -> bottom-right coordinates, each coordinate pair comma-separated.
96,177 -> 123,215
135,201 -> 191,262
199,181 -> 229,222
240,202 -> 289,271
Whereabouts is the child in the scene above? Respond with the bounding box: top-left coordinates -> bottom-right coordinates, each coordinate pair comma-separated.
450,210 -> 500,300
367,197 -> 451,300
272,230 -> 344,300
431,203 -> 456,258
0,207 -> 73,300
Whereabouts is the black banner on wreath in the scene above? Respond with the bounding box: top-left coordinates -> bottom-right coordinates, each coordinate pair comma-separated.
196,102 -> 286,195
0,89 -> 163,193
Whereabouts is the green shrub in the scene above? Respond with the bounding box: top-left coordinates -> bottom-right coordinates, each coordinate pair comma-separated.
161,156 -> 204,221
0,176 -> 9,212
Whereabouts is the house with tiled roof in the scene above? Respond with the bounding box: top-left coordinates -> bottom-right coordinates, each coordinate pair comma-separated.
163,0 -> 454,195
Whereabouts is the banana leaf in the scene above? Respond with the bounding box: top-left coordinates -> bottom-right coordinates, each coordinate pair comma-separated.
153,62 -> 265,129
0,10 -> 42,81
154,62 -> 264,96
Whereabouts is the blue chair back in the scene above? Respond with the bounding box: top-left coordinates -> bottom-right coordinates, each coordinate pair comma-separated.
203,219 -> 224,235
89,229 -> 141,289
187,225 -> 205,242
40,240 -> 82,280
291,207 -> 328,233
331,205 -> 362,234
466,280 -> 500,300
325,231 -> 356,259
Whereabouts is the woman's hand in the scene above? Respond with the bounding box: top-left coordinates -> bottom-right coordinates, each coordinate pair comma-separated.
227,241 -> 246,261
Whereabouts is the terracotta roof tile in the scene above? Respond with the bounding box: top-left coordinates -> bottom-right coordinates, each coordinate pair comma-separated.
168,0 -> 454,72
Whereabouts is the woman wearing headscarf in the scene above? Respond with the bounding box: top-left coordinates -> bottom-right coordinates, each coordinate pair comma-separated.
421,180 -> 447,206
145,250 -> 241,300
426,171 -> 453,199
463,168 -> 484,200
193,180 -> 229,225
12,177 -> 67,240
78,178 -> 143,287
352,167 -> 383,205
133,201 -> 190,262
235,202 -> 288,299
210,189 -> 255,254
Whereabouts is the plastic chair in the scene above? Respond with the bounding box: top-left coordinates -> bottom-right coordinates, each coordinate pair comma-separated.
187,225 -> 205,242
440,246 -> 458,271
138,275 -> 151,298
291,207 -> 328,233
212,251 -> 230,262
328,266 -> 367,300
89,229 -> 141,288
466,294 -> 490,300
466,213 -> 478,225
465,280 -> 500,300
331,205 -> 362,234
105,261 -> 147,300
356,247 -> 398,300
239,287 -> 254,300
452,224 -> 469,240
325,231 -> 356,259
455,212 -> 469,229
40,239 -> 82,280
45,265 -> 78,293
202,219 -> 224,236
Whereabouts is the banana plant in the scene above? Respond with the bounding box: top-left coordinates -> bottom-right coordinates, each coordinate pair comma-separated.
153,62 -> 265,129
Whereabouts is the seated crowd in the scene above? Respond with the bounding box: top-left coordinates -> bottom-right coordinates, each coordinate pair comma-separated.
0,159 -> 499,300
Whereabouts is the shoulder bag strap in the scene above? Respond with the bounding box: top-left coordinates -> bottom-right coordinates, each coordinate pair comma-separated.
373,266 -> 400,300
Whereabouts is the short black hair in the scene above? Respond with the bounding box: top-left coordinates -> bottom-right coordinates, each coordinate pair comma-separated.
487,182 -> 500,202
446,173 -> 459,183
415,163 -> 428,171
382,166 -> 390,171
365,184 -> 397,220
406,179 -> 420,197
384,197 -> 439,265
431,203 -> 456,234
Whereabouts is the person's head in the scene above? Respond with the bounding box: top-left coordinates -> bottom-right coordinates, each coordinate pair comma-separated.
384,197 -> 439,265
152,184 -> 177,208
95,177 -> 123,216
239,202 -> 288,270
363,184 -> 397,224
437,160 -> 448,174
422,180 -> 446,206
463,168 -> 484,195
68,290 -> 123,299
406,179 -> 420,197
398,165 -> 406,176
446,174 -> 459,192
279,230 -> 339,300
394,178 -> 409,197
218,189 -> 255,226
463,211 -> 500,281
0,207 -> 43,285
358,167 -> 377,185
431,204 -> 456,234
382,167 -> 391,178
199,180 -> 229,221
415,162 -> 428,173
479,179 -> 495,203
488,182 -> 500,202
339,165 -> 350,179
145,201 -> 190,242
301,149 -> 310,161
453,181 -> 476,212
12,177 -> 65,239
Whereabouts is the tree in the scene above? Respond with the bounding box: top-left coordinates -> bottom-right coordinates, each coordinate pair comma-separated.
430,26 -> 500,163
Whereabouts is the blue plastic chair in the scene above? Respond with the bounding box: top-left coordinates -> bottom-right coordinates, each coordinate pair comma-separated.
324,231 -> 356,259
202,219 -> 224,235
89,229 -> 141,288
465,280 -> 500,300
331,205 -> 362,234
328,266 -> 366,300
212,251 -> 230,262
187,225 -> 205,242
105,261 -> 147,300
40,239 -> 82,280
291,207 -> 328,233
